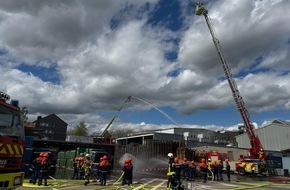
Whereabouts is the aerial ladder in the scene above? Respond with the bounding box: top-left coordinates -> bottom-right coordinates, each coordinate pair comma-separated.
195,2 -> 265,161
100,96 -> 131,137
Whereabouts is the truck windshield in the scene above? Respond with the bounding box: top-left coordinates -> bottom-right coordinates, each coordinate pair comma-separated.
0,110 -> 24,139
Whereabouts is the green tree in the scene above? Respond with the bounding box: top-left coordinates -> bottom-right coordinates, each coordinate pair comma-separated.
71,121 -> 88,136
112,128 -> 134,138
21,106 -> 28,124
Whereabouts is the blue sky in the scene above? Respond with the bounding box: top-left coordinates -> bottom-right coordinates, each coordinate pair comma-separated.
0,0 -> 289,133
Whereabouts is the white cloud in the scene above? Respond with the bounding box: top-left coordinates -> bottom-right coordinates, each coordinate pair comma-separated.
0,0 -> 289,132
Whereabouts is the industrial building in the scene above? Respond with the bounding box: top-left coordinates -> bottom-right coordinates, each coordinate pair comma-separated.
236,120 -> 290,153
116,127 -> 239,147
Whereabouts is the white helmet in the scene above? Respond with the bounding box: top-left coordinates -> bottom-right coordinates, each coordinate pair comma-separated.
85,154 -> 90,157
168,153 -> 173,158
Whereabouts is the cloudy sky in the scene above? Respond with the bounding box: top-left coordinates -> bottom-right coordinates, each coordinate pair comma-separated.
0,0 -> 289,134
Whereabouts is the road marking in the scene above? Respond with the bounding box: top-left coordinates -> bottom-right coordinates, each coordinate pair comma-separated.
151,179 -> 167,190
134,179 -> 156,190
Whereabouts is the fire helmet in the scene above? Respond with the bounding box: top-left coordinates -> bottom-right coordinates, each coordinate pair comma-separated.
167,153 -> 173,158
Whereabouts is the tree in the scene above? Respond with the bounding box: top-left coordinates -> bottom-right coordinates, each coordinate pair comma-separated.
112,128 -> 134,138
21,106 -> 28,124
71,121 -> 88,136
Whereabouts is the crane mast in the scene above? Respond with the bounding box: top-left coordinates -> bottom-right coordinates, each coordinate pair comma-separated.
195,2 -> 265,160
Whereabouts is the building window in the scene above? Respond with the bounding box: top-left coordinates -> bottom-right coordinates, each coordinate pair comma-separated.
40,123 -> 49,127
44,130 -> 53,134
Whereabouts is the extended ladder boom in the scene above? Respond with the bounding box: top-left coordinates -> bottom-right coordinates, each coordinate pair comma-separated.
195,2 -> 265,160
100,96 -> 131,137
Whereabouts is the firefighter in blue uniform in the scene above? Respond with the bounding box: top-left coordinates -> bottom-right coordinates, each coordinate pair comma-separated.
217,160 -> 223,181
182,157 -> 189,180
173,157 -> 183,188
199,158 -> 208,183
225,159 -> 231,181
78,153 -> 85,180
30,152 -> 43,184
38,152 -> 50,186
122,157 -> 133,185
189,160 -> 196,181
72,157 -> 79,179
99,155 -> 110,186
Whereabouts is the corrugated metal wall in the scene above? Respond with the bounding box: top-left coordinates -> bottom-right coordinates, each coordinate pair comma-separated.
236,124 -> 290,151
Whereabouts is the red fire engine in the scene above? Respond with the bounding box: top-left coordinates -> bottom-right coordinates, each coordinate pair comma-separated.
195,2 -> 267,175
0,91 -> 25,188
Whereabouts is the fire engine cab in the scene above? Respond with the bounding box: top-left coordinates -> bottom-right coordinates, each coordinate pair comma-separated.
0,91 -> 25,189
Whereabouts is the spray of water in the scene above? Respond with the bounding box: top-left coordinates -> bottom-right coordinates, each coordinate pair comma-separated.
119,153 -> 168,172
130,96 -> 180,127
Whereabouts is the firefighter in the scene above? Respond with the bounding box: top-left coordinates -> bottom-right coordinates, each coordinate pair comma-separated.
189,160 -> 196,181
217,160 -> 223,181
173,157 -> 182,188
91,160 -> 99,182
182,158 -> 189,180
122,158 -> 133,185
199,158 -> 207,183
127,157 -> 133,185
99,155 -> 110,186
225,159 -> 231,182
166,153 -> 175,190
213,160 -> 218,181
78,154 -> 85,180
38,152 -> 50,186
72,157 -> 79,180
97,156 -> 104,182
30,152 -> 43,184
258,148 -> 265,160
84,154 -> 92,186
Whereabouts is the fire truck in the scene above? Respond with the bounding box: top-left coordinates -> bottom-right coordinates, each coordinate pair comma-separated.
0,91 -> 25,189
195,2 -> 267,175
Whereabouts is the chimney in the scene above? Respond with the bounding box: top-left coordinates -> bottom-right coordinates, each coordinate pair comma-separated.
37,116 -> 42,120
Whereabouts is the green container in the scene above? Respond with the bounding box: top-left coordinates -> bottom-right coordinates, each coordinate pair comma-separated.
77,147 -> 86,156
70,150 -> 76,159
67,158 -> 73,168
57,159 -> 60,166
59,159 -> 67,167
57,151 -> 62,159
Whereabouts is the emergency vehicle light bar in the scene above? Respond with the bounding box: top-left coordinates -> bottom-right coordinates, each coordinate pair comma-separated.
0,91 -> 10,101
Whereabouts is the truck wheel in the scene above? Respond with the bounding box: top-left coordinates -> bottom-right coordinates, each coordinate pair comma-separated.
237,168 -> 246,176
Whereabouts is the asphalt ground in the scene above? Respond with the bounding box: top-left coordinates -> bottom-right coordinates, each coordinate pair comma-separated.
16,171 -> 290,190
